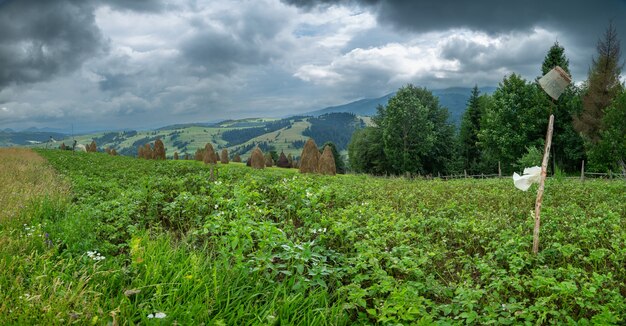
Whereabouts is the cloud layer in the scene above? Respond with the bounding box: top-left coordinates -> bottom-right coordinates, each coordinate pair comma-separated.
0,0 -> 624,132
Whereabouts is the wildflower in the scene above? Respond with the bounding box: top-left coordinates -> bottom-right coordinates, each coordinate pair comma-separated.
214,204 -> 219,209
147,312 -> 167,319
87,250 -> 105,261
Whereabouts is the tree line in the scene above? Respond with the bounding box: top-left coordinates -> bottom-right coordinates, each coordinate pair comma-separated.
349,24 -> 625,176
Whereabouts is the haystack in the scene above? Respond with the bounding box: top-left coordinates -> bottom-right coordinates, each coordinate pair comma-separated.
276,151 -> 290,168
250,147 -> 265,169
220,149 -> 229,164
299,138 -> 320,173
203,143 -> 217,164
318,145 -> 336,175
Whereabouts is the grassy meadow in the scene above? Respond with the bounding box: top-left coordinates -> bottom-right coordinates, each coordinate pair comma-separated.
1,149 -> 625,325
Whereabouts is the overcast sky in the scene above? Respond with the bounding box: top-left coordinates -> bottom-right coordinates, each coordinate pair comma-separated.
0,0 -> 624,132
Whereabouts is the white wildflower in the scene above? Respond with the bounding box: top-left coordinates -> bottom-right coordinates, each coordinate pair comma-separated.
148,312 -> 167,319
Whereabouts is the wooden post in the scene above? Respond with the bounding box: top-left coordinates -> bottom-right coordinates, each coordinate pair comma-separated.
580,160 -> 585,181
464,170 -> 468,179
498,161 -> 502,178
533,114 -> 555,254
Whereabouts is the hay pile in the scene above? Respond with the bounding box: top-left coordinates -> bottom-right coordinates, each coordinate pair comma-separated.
299,138 -> 320,173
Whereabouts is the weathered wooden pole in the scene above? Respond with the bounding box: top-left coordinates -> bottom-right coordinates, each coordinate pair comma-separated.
581,160 -> 585,181
533,114 -> 555,254
498,161 -> 502,178
531,66 -> 570,254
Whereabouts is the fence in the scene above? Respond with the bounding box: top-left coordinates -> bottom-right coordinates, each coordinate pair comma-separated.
405,160 -> 625,181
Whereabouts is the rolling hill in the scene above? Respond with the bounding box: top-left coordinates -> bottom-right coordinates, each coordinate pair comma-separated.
19,113 -> 365,161
2,86 -> 495,160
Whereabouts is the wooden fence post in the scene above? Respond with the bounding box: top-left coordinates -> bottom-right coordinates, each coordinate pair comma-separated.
533,114 -> 555,255
580,160 -> 585,181
498,161 -> 502,178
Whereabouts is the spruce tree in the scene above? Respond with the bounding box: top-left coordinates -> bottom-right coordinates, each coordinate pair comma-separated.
539,42 -> 585,172
459,85 -> 483,173
575,22 -> 624,144
541,41 -> 570,75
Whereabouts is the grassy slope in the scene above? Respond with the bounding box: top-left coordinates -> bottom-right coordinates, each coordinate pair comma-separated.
47,115 -> 367,160
3,150 -> 625,324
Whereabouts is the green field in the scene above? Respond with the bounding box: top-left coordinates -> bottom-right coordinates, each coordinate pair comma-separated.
1,149 -> 625,324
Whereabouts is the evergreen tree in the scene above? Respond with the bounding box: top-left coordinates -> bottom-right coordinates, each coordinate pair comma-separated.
588,90 -> 626,172
575,22 -> 624,144
540,42 -> 585,172
459,85 -> 484,173
541,41 -> 570,75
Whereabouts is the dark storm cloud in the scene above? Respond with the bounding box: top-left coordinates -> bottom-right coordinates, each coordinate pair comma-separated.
284,0 -> 626,43
181,4 -> 287,76
95,0 -> 165,12
0,0 -> 104,88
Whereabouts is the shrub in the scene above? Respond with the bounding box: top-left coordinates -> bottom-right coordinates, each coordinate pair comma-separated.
299,138 -> 320,173
220,149 -> 229,164
250,147 -> 265,169
276,151 -> 290,168
154,139 -> 166,160
318,145 -> 337,175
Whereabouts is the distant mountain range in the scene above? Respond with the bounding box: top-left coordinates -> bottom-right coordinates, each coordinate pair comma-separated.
306,86 -> 496,123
